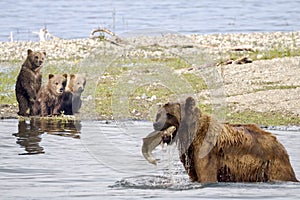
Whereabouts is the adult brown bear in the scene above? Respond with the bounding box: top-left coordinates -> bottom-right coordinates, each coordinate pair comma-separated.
143,97 -> 298,183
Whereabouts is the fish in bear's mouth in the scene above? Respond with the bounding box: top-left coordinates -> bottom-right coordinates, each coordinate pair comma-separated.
142,126 -> 177,165
153,120 -> 178,145
161,126 -> 177,145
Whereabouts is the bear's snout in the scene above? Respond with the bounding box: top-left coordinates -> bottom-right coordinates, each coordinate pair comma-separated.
153,122 -> 163,131
78,87 -> 84,93
56,87 -> 64,94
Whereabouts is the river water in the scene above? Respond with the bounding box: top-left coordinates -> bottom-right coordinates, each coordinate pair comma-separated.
1,1 -> 300,199
0,0 -> 300,41
0,118 -> 299,199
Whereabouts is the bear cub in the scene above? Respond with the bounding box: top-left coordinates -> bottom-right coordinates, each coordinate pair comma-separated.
33,74 -> 67,117
59,74 -> 86,115
15,49 -> 46,116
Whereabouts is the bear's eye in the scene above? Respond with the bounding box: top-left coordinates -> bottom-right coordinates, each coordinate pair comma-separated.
34,56 -> 38,59
55,82 -> 59,85
167,113 -> 173,119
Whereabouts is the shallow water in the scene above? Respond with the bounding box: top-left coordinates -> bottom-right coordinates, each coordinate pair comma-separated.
0,118 -> 299,199
1,0 -> 300,41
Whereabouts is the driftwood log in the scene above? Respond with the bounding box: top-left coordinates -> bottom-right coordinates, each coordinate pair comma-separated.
89,28 -> 124,46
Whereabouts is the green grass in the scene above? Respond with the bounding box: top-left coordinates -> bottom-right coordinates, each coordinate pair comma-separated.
217,46 -> 300,65
0,62 -> 21,104
91,56 -> 210,119
18,115 -> 77,122
1,44 -> 300,125
259,47 -> 300,59
181,73 -> 207,92
226,110 -> 300,126
252,85 -> 299,93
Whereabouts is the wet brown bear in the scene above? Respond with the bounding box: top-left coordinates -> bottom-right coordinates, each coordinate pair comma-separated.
152,97 -> 298,183
33,74 -> 67,117
59,74 -> 86,115
15,49 -> 46,116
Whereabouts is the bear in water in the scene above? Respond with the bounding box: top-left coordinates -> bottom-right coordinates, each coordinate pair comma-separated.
149,97 -> 298,182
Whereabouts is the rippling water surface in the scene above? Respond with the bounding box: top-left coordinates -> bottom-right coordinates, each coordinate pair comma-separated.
0,0 -> 300,41
0,119 -> 299,199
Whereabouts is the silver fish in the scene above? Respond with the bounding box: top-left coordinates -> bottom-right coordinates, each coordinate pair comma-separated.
142,126 -> 176,165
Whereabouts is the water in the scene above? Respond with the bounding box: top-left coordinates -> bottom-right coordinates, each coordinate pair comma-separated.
1,0 -> 300,41
0,118 -> 299,199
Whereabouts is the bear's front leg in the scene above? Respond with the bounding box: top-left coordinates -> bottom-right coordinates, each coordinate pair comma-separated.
26,82 -> 37,104
29,100 -> 35,116
17,94 -> 30,116
40,102 -> 48,117
52,106 -> 61,116
194,151 -> 218,183
52,98 -> 63,116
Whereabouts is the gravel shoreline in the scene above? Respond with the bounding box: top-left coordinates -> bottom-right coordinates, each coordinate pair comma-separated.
1,31 -> 299,124
1,31 -> 300,62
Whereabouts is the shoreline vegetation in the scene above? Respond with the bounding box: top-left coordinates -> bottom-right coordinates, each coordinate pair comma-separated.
1,31 -> 300,126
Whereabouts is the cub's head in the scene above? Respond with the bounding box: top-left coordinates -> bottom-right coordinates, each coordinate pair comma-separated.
27,49 -> 46,69
68,74 -> 86,94
47,74 -> 67,96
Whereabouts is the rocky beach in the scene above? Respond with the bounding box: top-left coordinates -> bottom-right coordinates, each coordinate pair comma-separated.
1,31 -> 299,125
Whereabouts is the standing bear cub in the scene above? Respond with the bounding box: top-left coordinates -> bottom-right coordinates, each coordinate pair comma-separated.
59,74 -> 86,115
15,49 -> 46,116
33,74 -> 67,117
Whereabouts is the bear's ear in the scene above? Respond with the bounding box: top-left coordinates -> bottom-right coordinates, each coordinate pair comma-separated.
156,103 -> 163,109
62,74 -> 68,79
27,49 -> 33,55
185,97 -> 196,108
70,74 -> 76,79
174,102 -> 181,111
42,51 -> 46,56
49,74 -> 54,79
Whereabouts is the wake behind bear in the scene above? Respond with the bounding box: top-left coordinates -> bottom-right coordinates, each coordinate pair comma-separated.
143,97 -> 298,183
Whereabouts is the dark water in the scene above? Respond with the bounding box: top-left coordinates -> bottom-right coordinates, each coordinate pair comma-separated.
1,0 -> 300,41
0,119 -> 299,199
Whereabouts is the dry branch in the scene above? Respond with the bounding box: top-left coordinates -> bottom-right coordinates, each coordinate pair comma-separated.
89,28 -> 124,46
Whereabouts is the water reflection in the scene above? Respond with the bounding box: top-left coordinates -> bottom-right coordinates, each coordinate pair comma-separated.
13,118 -> 81,155
13,119 -> 44,155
